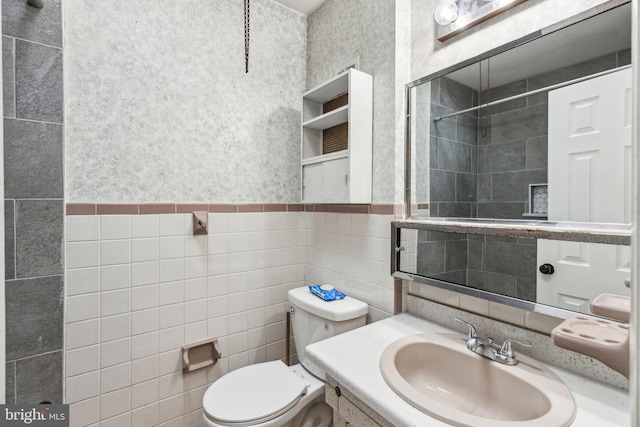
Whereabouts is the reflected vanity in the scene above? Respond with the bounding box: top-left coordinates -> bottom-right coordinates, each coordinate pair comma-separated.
394,2 -> 632,321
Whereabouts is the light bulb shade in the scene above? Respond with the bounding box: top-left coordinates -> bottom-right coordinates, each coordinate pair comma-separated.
434,0 -> 459,26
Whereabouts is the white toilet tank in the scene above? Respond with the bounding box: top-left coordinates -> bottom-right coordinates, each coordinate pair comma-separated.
288,287 -> 368,378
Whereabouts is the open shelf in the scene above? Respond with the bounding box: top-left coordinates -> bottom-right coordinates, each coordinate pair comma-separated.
303,72 -> 349,103
302,105 -> 348,130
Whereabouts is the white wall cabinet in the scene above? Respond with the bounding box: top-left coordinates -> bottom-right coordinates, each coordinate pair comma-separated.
301,69 -> 373,203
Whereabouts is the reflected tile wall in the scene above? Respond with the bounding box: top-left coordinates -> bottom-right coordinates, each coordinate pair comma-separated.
415,232 -> 537,302
477,49 -> 630,217
420,50 -> 629,300
429,77 -> 478,218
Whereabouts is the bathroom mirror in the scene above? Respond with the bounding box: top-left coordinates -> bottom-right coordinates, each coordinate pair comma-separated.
401,2 -> 632,319
395,225 -> 630,316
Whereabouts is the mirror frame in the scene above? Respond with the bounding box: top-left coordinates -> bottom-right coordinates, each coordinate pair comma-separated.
391,220 -> 630,320
400,0 -> 632,320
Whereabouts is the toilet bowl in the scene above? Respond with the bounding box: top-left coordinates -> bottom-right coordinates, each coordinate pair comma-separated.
202,286 -> 368,427
203,362 -> 328,427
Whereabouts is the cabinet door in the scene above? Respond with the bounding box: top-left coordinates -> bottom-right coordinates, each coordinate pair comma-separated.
338,397 -> 382,427
303,163 -> 323,202
322,158 -> 349,202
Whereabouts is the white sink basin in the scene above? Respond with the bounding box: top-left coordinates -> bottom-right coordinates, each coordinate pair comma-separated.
380,333 -> 576,427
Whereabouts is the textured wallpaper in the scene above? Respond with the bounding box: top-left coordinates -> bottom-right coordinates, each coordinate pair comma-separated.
306,0 -> 399,204
65,0 -> 306,203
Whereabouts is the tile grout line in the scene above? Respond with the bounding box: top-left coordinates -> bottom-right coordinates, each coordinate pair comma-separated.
96,216 -> 102,417
12,36 -> 62,51
11,348 -> 63,363
6,116 -> 63,126
12,198 -> 17,280
6,272 -> 63,282
12,361 -> 16,404
12,37 -> 16,120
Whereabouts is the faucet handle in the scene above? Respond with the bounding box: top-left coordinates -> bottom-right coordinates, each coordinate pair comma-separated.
500,338 -> 532,358
455,318 -> 477,338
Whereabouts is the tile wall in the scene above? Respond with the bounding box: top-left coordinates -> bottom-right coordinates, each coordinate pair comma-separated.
414,50 -> 632,301
3,0 -> 64,403
425,49 -> 630,221
64,208 -> 394,426
301,212 -> 396,322
428,77 -> 478,218
476,47 -> 630,216
466,235 -> 537,301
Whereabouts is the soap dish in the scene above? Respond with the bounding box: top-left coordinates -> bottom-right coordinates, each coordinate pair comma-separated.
551,316 -> 629,378
590,293 -> 630,323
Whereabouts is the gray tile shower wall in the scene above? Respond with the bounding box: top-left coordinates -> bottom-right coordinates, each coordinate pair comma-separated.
4,119 -> 63,199
420,49 -> 631,300
416,231 -> 537,302
429,77 -> 479,218
476,48 -> 630,217
2,0 -> 64,404
467,235 -> 537,301
14,39 -> 63,122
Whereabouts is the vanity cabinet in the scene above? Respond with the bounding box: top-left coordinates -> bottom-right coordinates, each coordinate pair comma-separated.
325,375 -> 393,427
301,69 -> 373,203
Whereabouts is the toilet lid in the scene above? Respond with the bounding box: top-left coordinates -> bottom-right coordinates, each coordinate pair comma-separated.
203,360 -> 307,425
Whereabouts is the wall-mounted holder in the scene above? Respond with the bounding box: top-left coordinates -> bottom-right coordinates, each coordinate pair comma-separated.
182,338 -> 222,372
591,293 -> 630,323
192,211 -> 208,235
551,316 -> 629,378
552,292 -> 631,378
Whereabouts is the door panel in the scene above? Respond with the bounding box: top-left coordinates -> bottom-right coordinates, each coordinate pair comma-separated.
538,68 -> 631,312
322,158 -> 349,202
302,163 -> 323,202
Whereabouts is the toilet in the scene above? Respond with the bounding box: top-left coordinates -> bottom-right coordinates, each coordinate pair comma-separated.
202,286 -> 369,427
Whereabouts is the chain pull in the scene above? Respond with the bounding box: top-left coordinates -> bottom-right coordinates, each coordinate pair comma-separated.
244,0 -> 250,73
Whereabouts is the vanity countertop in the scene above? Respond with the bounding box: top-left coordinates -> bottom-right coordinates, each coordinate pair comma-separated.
305,313 -> 630,427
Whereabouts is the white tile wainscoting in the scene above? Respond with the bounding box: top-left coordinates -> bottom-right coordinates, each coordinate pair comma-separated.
64,210 -> 395,426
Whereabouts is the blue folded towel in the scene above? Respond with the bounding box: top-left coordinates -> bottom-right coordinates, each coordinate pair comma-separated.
308,284 -> 346,301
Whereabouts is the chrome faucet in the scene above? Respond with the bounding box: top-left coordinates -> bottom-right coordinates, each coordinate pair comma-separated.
455,318 -> 531,365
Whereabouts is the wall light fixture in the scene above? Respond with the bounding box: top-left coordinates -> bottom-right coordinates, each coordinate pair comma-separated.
435,0 -> 528,42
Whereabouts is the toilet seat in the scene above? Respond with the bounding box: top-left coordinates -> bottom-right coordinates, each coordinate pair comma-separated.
203,361 -> 308,426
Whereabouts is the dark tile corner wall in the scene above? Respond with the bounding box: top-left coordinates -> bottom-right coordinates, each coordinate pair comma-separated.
3,0 -> 64,404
